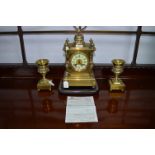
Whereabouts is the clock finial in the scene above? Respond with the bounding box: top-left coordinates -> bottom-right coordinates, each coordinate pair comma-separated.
73,26 -> 87,34
73,26 -> 87,45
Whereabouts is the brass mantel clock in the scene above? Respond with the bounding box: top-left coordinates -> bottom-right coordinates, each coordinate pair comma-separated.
59,26 -> 98,94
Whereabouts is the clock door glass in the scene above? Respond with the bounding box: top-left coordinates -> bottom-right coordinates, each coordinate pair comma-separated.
71,53 -> 88,72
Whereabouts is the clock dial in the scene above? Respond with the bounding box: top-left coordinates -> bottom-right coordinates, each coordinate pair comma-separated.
71,53 -> 88,72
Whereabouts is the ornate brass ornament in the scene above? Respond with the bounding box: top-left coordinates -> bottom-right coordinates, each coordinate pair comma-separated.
59,26 -> 98,94
109,59 -> 126,91
36,59 -> 54,91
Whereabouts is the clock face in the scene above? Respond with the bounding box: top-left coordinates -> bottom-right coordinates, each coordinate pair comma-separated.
71,53 -> 88,72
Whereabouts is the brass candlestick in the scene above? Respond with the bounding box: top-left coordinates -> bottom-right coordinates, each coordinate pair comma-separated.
36,59 -> 54,91
109,59 -> 125,91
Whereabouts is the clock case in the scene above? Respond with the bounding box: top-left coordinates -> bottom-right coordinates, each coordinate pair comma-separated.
59,29 -> 98,95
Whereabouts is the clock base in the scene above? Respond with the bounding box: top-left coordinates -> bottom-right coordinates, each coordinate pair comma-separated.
58,80 -> 99,95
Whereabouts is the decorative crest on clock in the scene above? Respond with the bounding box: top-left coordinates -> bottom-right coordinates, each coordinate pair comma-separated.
73,26 -> 87,46
73,26 -> 87,34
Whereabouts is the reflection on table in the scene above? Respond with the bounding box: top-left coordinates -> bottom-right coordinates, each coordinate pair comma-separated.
0,79 -> 155,129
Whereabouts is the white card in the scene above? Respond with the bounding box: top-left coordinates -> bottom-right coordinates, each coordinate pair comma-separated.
65,96 -> 98,123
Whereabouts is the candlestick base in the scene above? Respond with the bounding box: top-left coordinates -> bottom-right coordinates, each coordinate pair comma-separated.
37,78 -> 54,91
109,78 -> 125,92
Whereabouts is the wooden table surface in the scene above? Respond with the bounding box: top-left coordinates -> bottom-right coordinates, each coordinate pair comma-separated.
0,76 -> 155,129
